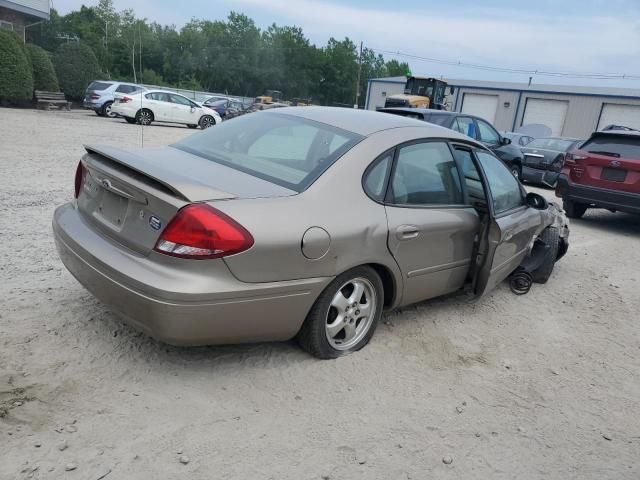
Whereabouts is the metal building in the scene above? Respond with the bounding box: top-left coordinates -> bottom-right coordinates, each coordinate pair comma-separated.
365,76 -> 640,138
0,0 -> 50,41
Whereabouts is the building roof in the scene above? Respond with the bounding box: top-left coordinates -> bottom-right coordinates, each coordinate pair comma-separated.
0,0 -> 50,20
369,76 -> 640,99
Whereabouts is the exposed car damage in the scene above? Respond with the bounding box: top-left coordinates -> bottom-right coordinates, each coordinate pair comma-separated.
509,200 -> 570,294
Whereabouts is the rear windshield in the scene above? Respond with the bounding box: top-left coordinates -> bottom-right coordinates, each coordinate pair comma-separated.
581,136 -> 640,159
88,81 -> 112,91
173,112 -> 363,191
527,138 -> 576,151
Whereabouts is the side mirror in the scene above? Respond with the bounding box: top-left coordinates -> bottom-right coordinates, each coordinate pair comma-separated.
526,192 -> 548,210
501,136 -> 512,145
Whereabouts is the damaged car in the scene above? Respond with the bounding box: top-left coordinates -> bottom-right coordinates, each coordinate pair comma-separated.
52,107 -> 569,359
520,137 -> 583,187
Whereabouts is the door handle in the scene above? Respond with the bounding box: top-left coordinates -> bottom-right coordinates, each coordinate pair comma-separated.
396,225 -> 420,240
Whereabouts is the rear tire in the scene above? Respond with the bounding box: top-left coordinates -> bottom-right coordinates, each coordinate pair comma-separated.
101,101 -> 114,117
532,227 -> 560,284
297,266 -> 383,359
135,109 -> 153,126
563,199 -> 587,219
124,117 -> 136,124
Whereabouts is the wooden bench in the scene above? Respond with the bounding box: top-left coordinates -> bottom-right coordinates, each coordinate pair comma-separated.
35,90 -> 71,110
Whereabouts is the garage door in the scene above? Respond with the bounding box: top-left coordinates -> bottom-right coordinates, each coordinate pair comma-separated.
521,98 -> 568,136
461,94 -> 499,123
597,103 -> 640,131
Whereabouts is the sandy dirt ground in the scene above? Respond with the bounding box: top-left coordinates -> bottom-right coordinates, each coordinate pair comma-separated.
1,108 -> 639,480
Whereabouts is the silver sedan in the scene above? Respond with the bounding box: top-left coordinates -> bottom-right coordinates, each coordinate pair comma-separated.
53,107 -> 569,358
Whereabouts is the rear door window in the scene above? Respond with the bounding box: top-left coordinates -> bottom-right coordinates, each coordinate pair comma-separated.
581,136 -> 640,159
388,142 -> 463,205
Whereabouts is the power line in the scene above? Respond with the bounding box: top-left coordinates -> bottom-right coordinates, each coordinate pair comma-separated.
370,48 -> 640,81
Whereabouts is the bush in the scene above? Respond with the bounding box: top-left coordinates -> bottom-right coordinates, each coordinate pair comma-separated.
25,43 -> 59,92
53,42 -> 102,100
140,68 -> 165,87
0,30 -> 34,101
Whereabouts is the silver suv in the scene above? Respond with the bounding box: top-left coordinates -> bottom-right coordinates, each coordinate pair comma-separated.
83,81 -> 146,117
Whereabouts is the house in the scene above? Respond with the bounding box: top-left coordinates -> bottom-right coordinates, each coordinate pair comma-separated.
0,0 -> 50,42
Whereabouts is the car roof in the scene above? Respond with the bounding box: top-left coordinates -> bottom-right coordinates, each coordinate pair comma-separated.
280,106 -> 473,137
591,130 -> 640,139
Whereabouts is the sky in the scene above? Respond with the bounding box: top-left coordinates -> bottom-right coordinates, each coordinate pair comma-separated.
51,0 -> 640,89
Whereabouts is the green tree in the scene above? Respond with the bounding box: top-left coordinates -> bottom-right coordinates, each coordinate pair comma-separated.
25,43 -> 59,91
54,42 -> 102,100
0,30 -> 34,101
319,38 -> 358,106
385,59 -> 411,77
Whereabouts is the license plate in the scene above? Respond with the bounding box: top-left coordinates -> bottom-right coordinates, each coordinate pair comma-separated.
601,168 -> 626,182
97,190 -> 128,227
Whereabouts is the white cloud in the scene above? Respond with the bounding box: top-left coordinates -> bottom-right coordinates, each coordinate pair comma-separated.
232,0 -> 640,78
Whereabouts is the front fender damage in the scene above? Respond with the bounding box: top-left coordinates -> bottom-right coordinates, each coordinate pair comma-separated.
509,202 -> 570,294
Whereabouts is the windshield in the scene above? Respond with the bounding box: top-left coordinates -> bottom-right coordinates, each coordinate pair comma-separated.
173,112 -> 363,191
527,138 -> 576,151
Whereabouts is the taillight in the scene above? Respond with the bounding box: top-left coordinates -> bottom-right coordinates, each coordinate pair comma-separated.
565,152 -> 588,165
120,96 -> 132,103
74,161 -> 86,199
89,91 -> 100,100
154,204 -> 254,260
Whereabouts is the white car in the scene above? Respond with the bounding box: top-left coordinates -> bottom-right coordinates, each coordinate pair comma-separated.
111,90 -> 222,129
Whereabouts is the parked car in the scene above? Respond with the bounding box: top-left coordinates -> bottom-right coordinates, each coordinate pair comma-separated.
202,96 -> 233,117
110,90 -> 222,129
556,130 -> 640,218
520,137 -> 583,187
380,108 -> 525,179
53,107 -> 569,359
504,132 -> 535,147
224,100 -> 252,120
83,81 -> 145,117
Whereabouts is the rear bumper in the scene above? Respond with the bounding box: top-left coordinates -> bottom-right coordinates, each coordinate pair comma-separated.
522,165 -> 559,185
83,100 -> 102,110
53,202 -> 331,346
556,174 -> 640,214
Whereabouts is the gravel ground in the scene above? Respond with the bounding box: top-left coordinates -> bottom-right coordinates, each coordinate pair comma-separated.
1,108 -> 639,480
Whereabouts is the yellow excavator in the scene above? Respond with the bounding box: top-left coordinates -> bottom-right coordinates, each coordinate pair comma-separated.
384,76 -> 450,110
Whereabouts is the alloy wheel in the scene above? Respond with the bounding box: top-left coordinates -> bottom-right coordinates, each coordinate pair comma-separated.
138,111 -> 152,125
201,116 -> 214,129
325,277 -> 377,350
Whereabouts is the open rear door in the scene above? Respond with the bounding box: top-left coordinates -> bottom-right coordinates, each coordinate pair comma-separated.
471,151 -> 542,296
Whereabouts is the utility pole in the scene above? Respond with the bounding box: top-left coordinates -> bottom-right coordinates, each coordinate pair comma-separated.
355,41 -> 363,108
132,38 -> 137,83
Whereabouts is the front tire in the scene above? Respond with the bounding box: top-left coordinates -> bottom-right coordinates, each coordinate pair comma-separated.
532,227 -> 560,284
135,109 -> 153,126
563,199 -> 587,219
199,115 -> 215,129
297,266 -> 383,359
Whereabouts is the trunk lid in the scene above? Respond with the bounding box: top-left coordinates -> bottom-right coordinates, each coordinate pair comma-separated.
77,145 -> 295,255
569,133 -> 640,194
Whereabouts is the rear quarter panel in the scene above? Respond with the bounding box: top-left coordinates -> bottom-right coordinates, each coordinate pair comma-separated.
214,127 -> 458,305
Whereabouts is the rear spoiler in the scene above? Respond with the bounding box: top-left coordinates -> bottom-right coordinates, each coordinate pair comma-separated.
84,145 -> 237,202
